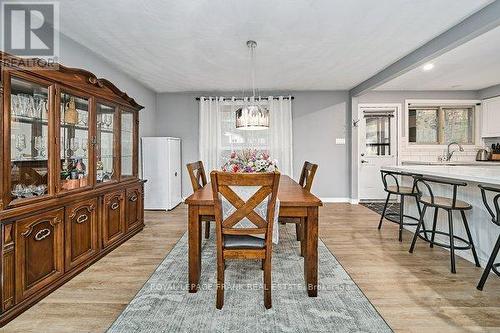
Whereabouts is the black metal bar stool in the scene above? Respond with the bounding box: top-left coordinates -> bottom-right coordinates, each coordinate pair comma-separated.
379,170 -> 427,242
477,185 -> 500,290
409,176 -> 480,274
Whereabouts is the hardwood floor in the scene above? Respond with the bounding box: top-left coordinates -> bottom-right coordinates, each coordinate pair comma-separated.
1,203 -> 499,332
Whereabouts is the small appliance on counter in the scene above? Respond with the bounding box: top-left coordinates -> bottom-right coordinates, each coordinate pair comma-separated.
476,149 -> 491,161
491,143 -> 500,161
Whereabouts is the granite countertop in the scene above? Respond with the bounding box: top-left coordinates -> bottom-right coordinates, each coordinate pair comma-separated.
382,165 -> 500,186
402,160 -> 500,166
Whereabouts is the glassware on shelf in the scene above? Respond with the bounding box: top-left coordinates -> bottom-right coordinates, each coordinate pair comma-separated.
81,138 -> 88,154
69,138 -> 79,156
15,134 -> 27,159
34,136 -> 42,158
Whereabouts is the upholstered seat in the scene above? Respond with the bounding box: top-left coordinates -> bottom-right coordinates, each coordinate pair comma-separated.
420,196 -> 471,210
224,235 -> 265,249
387,185 -> 414,194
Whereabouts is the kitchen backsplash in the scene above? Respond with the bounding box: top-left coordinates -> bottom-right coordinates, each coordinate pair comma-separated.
399,138 -> 500,163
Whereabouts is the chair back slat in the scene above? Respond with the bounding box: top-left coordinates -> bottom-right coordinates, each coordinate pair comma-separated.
211,171 -> 280,241
299,161 -> 318,191
186,161 -> 207,191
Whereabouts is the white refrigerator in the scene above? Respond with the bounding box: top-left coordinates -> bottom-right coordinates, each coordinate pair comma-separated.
141,137 -> 182,210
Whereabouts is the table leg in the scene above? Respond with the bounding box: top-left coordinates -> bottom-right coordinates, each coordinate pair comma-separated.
304,206 -> 318,297
188,205 -> 201,292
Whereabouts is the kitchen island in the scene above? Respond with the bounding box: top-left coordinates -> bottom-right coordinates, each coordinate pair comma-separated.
381,164 -> 500,266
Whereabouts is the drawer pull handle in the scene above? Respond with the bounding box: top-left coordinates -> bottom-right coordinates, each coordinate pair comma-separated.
111,202 -> 119,210
34,229 -> 51,241
129,195 -> 138,202
76,214 -> 88,224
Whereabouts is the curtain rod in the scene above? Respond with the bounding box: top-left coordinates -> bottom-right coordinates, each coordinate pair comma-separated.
195,96 -> 294,101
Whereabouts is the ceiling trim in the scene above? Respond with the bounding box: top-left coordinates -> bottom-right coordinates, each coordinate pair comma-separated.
349,0 -> 500,97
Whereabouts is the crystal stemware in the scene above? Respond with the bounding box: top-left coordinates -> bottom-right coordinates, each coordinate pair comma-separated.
70,137 -> 79,156
34,136 -> 42,158
15,134 -> 27,159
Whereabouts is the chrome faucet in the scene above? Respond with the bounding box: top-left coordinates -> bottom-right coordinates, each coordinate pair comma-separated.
444,142 -> 464,161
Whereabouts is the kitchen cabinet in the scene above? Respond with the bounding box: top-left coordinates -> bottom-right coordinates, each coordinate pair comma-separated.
481,96 -> 500,137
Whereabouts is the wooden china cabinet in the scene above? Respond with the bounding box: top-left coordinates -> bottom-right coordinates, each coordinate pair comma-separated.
0,51 -> 145,326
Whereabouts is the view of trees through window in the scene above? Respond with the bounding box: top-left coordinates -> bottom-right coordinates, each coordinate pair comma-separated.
408,106 -> 474,144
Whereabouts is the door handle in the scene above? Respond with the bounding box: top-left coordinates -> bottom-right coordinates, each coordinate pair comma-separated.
174,172 -> 178,177
361,160 -> 368,164
111,202 -> 119,210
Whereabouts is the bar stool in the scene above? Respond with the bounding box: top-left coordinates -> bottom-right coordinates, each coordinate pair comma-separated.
409,176 -> 480,274
379,170 -> 427,242
477,185 -> 500,290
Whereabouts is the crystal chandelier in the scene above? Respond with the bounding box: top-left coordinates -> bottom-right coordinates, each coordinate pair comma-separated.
235,40 -> 270,130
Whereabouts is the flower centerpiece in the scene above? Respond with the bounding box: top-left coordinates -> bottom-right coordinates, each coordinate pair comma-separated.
222,149 -> 278,173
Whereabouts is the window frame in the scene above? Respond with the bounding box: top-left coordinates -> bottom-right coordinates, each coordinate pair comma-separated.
404,99 -> 481,149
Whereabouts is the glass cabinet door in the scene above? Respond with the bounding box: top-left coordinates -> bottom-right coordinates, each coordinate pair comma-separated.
9,76 -> 50,201
59,91 -> 91,191
121,110 -> 135,178
96,102 -> 117,184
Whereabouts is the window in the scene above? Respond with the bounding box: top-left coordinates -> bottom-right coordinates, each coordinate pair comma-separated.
364,115 -> 392,156
219,101 -> 270,167
408,105 -> 475,144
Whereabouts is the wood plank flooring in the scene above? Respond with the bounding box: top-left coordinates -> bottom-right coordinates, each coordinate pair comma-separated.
1,203 -> 499,332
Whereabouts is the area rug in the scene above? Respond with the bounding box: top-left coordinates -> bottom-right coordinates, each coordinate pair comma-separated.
107,225 -> 392,333
360,201 -> 400,218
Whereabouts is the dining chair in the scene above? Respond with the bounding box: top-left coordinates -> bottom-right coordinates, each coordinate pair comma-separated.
210,171 -> 280,309
186,161 -> 212,239
280,161 -> 318,253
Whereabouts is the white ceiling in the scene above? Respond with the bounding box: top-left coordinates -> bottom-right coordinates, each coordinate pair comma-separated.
58,0 -> 492,93
377,26 -> 500,91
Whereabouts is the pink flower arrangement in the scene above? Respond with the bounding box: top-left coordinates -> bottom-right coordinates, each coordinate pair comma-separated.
222,149 -> 278,173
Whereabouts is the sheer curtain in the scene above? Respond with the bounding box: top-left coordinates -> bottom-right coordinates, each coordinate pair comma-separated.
199,96 -> 293,175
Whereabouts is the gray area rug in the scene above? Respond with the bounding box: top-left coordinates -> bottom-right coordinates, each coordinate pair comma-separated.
107,225 -> 392,333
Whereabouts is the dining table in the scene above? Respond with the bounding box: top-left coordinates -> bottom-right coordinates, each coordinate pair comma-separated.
184,175 -> 323,297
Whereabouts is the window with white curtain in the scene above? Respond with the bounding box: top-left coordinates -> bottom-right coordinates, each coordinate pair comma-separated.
219,100 -> 270,166
199,96 -> 293,176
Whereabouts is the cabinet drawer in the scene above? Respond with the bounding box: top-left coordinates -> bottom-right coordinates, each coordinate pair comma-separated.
15,208 -> 64,302
102,190 -> 126,248
125,185 -> 143,231
65,198 -> 99,271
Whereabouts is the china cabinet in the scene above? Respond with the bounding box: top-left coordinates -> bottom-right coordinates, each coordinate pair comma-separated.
0,51 -> 144,326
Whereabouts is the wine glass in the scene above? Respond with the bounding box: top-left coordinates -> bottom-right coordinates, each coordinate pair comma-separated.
34,136 -> 42,158
104,114 -> 112,128
70,138 -> 79,157
81,138 -> 88,155
15,134 -> 26,159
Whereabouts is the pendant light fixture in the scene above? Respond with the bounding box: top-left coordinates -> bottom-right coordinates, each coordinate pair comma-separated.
235,40 -> 270,130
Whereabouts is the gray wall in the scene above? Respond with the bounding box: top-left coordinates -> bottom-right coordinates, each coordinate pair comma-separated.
59,34 -> 157,140
350,90 -> 479,199
479,84 -> 500,100
155,91 -> 350,199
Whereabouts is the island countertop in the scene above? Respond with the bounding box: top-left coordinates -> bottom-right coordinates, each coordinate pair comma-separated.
381,165 -> 500,186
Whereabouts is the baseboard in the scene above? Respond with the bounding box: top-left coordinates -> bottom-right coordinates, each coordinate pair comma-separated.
320,197 -> 351,203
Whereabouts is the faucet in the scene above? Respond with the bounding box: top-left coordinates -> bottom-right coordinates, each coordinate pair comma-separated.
444,142 -> 464,161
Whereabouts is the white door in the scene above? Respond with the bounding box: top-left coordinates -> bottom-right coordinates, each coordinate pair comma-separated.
168,139 -> 182,210
358,106 -> 397,200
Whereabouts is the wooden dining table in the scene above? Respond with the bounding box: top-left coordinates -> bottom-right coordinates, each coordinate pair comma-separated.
184,175 -> 323,297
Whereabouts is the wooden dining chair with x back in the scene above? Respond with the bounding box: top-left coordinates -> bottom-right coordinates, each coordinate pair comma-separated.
210,171 -> 280,309
477,184 -> 500,290
187,161 -> 213,239
279,161 -> 318,253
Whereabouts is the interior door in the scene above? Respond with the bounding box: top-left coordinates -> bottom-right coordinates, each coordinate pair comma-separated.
359,107 -> 397,200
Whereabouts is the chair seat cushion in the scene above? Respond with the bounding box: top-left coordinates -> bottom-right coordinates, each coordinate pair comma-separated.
387,185 -> 414,194
420,196 -> 471,209
224,235 -> 265,249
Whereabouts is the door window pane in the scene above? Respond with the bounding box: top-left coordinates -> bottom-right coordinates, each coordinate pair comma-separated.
443,108 -> 474,144
10,77 -> 49,200
96,103 -> 116,183
365,115 -> 391,156
121,110 -> 134,177
60,92 -> 90,191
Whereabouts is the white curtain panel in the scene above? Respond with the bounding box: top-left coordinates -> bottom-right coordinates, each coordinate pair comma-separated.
198,97 -> 223,173
199,96 -> 293,175
268,96 -> 293,176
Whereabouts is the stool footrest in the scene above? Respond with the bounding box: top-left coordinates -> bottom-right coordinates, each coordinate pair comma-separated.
416,230 -> 472,250
384,212 -> 420,226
